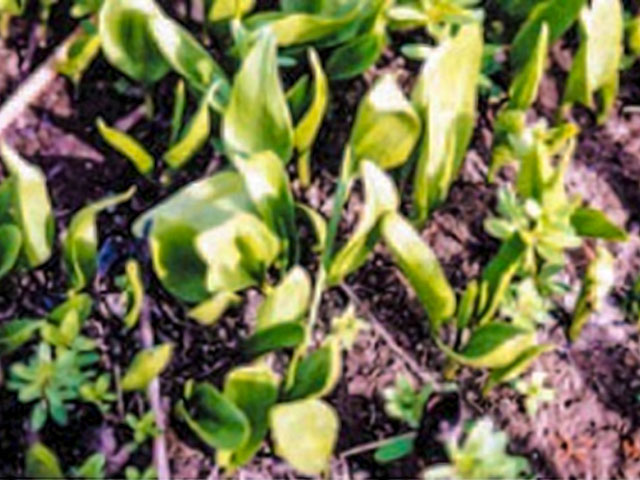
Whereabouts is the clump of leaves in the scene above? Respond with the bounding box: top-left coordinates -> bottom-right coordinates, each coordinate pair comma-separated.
25,442 -> 106,479
383,375 -> 433,428
423,418 -> 530,479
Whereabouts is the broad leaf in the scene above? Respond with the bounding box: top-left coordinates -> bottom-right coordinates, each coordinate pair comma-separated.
208,0 -> 255,22
484,344 -> 554,392
374,435 -> 415,464
64,187 -> 136,292
381,212 -> 456,330
256,266 -> 311,329
223,30 -> 293,162
284,337 -> 341,401
49,293 -> 93,324
243,322 -> 305,358
121,343 -> 173,391
438,322 -> 536,369
563,0 -> 623,123
0,142 -> 54,268
570,206 -> 627,241
411,23 -> 482,224
328,161 -> 399,285
270,399 -> 339,475
218,365 -> 279,469
57,28 -> 102,85
96,118 -> 154,175
348,74 -> 420,174
25,443 -> 64,479
133,172 -> 280,303
99,0 -> 170,84
176,382 -> 249,450
326,30 -> 387,80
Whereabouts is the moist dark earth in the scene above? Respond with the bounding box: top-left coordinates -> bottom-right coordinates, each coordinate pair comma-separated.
3,1 -> 640,478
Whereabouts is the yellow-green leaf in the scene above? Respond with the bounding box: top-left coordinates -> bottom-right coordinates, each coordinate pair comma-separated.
223,30 -> 293,162
56,29 -> 102,85
99,0 -> 169,84
563,0 -> 623,123
257,266 -> 311,330
484,344 -> 554,393
509,22 -> 549,110
121,343 -> 173,391
208,0 -> 254,22
25,443 -> 64,479
570,206 -> 628,241
412,23 -> 482,224
270,399 -> 339,475
0,318 -> 43,354
123,259 -> 145,329
97,118 -> 154,175
0,142 -> 54,268
0,223 -> 21,278
381,212 -> 456,330
284,337 -> 341,401
188,291 -> 242,326
349,74 -> 420,174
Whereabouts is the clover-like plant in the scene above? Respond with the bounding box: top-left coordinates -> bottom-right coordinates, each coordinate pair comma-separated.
514,370 -> 555,417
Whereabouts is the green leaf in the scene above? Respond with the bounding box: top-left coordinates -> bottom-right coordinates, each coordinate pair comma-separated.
25,443 -> 64,479
133,171 -> 280,303
381,212 -> 456,330
510,0 -> 585,71
296,203 -> 327,253
63,186 -> 136,292
121,343 -> 173,391
256,266 -> 311,329
97,118 -> 154,175
56,28 -> 102,85
562,0 -> 623,123
509,22 -> 548,110
0,223 -> 22,278
188,291 -> 242,326
328,161 -> 399,285
484,344 -> 554,393
477,233 -> 527,325
457,280 -> 479,329
326,30 -> 386,80
438,322 -> 536,369
348,74 -> 420,174
234,151 -> 298,264
176,381 -> 250,450
284,337 -> 341,401
149,13 -> 229,96
208,0 -> 254,21
49,293 -> 93,324
411,23 -> 482,224
270,399 -> 339,475
169,80 -> 186,145
570,246 -> 614,341
0,318 -> 43,354
72,454 -> 106,479
123,259 -> 145,328
374,435 -> 415,464
294,49 -> 329,187
218,365 -> 279,469
243,322 -> 305,358
163,83 -> 214,169
98,0 -> 169,84
0,142 -> 54,268
223,30 -> 293,162
570,206 -> 627,241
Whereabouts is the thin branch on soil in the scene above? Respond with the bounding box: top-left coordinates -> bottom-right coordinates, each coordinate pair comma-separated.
339,432 -> 416,459
114,103 -> 148,132
340,284 -> 441,388
0,25 -> 84,138
139,301 -> 171,480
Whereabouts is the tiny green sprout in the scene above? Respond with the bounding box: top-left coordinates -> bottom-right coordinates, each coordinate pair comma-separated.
514,371 -> 555,417
383,375 -> 433,428
79,373 -> 116,414
330,304 -> 368,350
423,417 -> 530,479
125,465 -> 157,480
125,411 -> 161,447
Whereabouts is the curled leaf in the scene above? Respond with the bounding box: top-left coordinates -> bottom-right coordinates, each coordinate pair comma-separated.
121,343 -> 173,391
176,382 -> 249,450
284,337 -> 341,401
57,28 -> 101,85
0,223 -> 22,278
381,212 -> 456,330
270,399 -> 339,475
0,318 -> 43,355
25,443 -> 64,479
256,266 -> 311,329
123,259 -> 145,329
97,118 -> 154,175
484,344 -> 554,393
188,291 -> 242,326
